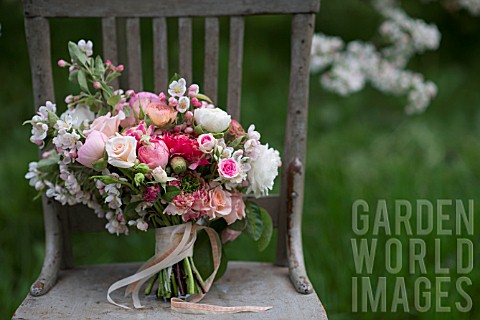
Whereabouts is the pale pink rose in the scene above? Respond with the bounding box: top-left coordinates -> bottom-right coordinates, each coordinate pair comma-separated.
197,133 -> 215,153
223,191 -> 246,225
218,158 -> 240,180
221,228 -> 242,243
209,187 -> 232,217
106,134 -> 137,168
76,130 -> 108,168
124,92 -> 161,127
138,140 -> 169,169
145,102 -> 177,127
84,111 -> 125,138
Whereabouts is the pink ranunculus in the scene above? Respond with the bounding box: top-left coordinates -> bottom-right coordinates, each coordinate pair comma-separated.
197,133 -> 215,153
208,186 -> 232,218
138,140 -> 170,169
223,191 -> 246,225
84,112 -> 125,138
145,102 -> 177,127
124,92 -> 161,128
218,158 -> 240,180
76,130 -> 108,168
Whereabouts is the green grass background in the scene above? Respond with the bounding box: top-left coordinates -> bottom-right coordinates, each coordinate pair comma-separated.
1,0 -> 480,319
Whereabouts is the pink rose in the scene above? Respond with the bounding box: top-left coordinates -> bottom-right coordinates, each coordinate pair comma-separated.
106,134 -> 137,168
123,92 -> 161,127
145,102 -> 177,127
223,191 -> 246,225
138,140 -> 170,169
76,130 -> 108,168
218,158 -> 240,180
197,134 -> 215,153
208,186 -> 232,218
84,112 -> 125,138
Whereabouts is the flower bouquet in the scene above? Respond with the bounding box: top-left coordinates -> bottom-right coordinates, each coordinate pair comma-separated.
25,40 -> 280,310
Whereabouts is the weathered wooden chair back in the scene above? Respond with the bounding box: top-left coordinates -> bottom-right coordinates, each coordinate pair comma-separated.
24,0 -> 319,296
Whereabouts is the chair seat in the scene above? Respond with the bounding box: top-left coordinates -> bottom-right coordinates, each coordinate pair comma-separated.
14,261 -> 327,319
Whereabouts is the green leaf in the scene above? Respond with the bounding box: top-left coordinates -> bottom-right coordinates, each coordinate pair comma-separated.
245,201 -> 263,241
68,41 -> 87,65
36,155 -> 59,173
228,218 -> 247,232
91,158 -> 107,172
123,201 -> 141,221
169,73 -> 181,84
122,105 -> 132,118
228,135 -> 245,148
257,207 -> 273,252
192,229 -> 227,282
196,93 -> 213,104
94,56 -> 105,76
161,186 -> 181,202
68,70 -> 79,83
77,70 -> 89,92
214,246 -> 228,281
107,94 -> 121,107
105,72 -> 121,83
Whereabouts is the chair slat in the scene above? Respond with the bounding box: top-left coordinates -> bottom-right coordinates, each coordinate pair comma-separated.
203,17 -> 219,103
24,0 -> 320,18
178,17 -> 192,83
126,18 -> 143,91
153,17 -> 169,92
227,16 -> 244,121
101,17 -> 119,89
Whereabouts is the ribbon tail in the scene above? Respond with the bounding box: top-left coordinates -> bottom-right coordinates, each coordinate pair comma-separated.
171,298 -> 272,314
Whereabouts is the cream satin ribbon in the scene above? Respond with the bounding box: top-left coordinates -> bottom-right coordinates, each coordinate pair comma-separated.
107,222 -> 272,313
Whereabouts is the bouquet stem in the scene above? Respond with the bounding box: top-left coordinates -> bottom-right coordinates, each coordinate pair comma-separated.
183,257 -> 195,295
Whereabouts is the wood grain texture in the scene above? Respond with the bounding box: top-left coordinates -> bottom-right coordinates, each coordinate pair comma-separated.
226,16 -> 244,121
102,17 -> 119,89
178,17 -> 192,83
24,17 -> 62,297
24,0 -> 320,17
203,17 -> 219,103
14,262 -> 328,319
126,18 -> 143,91
275,14 -> 315,268
153,17 -> 168,92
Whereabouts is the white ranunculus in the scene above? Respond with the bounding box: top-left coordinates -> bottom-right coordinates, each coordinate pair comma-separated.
106,134 -> 137,168
194,107 -> 231,133
247,144 -> 281,197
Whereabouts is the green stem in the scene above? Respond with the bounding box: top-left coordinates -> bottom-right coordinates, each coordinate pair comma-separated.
183,258 -> 195,295
144,273 -> 159,295
157,269 -> 165,298
163,268 -> 171,298
171,268 -> 179,297
189,256 -> 207,294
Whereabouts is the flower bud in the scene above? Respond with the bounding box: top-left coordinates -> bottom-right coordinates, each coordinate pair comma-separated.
134,172 -> 145,186
170,156 -> 187,174
116,65 -> 124,72
57,59 -> 68,68
93,82 -> 101,89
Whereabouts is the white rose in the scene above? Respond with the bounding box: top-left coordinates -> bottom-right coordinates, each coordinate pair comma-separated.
194,107 -> 231,133
106,134 -> 137,168
247,144 -> 281,197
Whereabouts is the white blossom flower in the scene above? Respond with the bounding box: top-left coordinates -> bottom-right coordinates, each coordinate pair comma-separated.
77,39 -> 93,57
177,96 -> 190,113
168,78 -> 187,97
194,107 -> 231,133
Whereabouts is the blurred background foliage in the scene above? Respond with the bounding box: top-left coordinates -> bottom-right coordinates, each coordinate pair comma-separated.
1,0 -> 480,319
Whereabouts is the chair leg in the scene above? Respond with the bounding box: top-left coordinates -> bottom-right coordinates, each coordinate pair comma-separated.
30,197 -> 62,296
287,158 -> 313,294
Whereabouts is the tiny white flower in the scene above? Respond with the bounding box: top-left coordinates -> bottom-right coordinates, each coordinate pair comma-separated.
168,78 -> 187,97
77,39 -> 93,57
177,96 -> 190,113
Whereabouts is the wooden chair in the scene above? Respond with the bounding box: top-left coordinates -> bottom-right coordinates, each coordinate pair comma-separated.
15,0 -> 327,318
